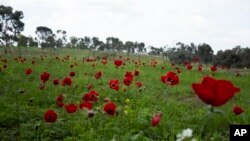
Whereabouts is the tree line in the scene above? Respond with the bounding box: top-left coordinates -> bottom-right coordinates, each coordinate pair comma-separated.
150,42 -> 250,68
1,4 -> 250,68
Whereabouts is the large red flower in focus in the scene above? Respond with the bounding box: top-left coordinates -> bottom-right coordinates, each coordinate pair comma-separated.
161,71 -> 179,86
104,102 -> 116,116
62,77 -> 72,86
44,110 -> 57,123
40,72 -> 50,83
109,79 -> 119,91
192,76 -> 240,106
65,103 -> 78,113
114,60 -> 123,67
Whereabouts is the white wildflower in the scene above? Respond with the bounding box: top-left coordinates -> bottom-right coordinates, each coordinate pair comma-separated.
182,128 -> 193,138
176,128 -> 196,141
191,138 -> 197,141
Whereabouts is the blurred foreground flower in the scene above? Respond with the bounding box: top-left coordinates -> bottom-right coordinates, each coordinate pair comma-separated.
176,128 -> 196,141
192,76 -> 240,107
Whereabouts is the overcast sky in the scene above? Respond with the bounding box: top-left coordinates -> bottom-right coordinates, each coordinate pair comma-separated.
2,0 -> 250,52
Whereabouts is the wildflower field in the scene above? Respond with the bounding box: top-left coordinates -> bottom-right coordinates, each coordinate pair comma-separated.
0,48 -> 250,141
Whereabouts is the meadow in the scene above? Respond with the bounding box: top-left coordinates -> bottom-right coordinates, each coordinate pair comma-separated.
0,48 -> 250,141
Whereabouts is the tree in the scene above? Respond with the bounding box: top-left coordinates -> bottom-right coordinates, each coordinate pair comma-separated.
105,37 -> 123,52
27,36 -> 38,47
0,5 -> 24,54
148,46 -> 163,56
162,42 -> 199,64
91,37 -> 101,50
46,34 -> 56,48
35,26 -> 53,49
197,43 -> 213,63
213,46 -> 250,68
17,34 -> 28,47
97,41 -> 106,51
16,34 -> 27,55
241,47 -> 250,68
124,41 -> 134,55
55,30 -> 67,48
136,42 -> 145,54
77,38 -> 88,49
83,36 -> 91,49
70,36 -> 78,48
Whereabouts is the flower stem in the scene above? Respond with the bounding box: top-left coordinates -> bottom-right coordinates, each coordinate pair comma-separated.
210,106 -> 214,113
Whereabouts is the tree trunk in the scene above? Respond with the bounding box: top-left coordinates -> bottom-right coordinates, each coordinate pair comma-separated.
3,46 -> 7,54
7,46 -> 11,54
18,46 -> 22,57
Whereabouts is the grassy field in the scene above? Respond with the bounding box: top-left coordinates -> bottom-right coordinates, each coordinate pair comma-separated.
0,48 -> 250,141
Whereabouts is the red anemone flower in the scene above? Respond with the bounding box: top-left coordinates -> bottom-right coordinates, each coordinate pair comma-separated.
69,71 -> 75,77
79,101 -> 93,110
65,103 -> 78,113
62,77 -> 72,86
109,79 -> 119,91
151,113 -> 162,127
114,60 -> 123,67
134,70 -> 140,76
176,67 -> 182,73
136,81 -> 143,88
198,65 -> 202,72
125,71 -> 134,78
104,102 -> 116,116
53,79 -> 59,85
95,71 -> 102,79
186,64 -> 193,70
82,90 -> 99,102
25,68 -> 32,75
56,94 -> 64,102
123,77 -> 133,87
210,66 -> 217,72
192,76 -> 240,106
44,110 -> 57,123
161,71 -> 179,86
57,101 -> 64,107
87,84 -> 93,90
101,59 -> 107,65
40,72 -> 50,83
233,106 -> 244,115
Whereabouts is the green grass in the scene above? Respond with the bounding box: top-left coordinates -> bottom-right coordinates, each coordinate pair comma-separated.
0,48 -> 250,141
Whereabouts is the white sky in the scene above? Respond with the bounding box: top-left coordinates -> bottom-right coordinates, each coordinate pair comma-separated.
2,0 -> 250,52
